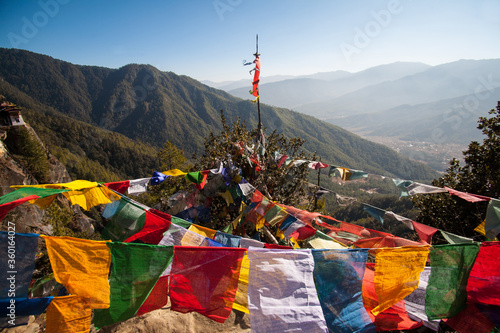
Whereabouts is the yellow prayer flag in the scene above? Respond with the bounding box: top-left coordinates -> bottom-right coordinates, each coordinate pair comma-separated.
12,180 -> 120,210
41,236 -> 111,309
163,169 -> 187,176
45,295 -> 92,333
255,216 -> 265,231
62,185 -> 119,210
220,190 -> 235,206
266,210 -> 288,227
371,246 -> 430,316
188,224 -> 217,239
233,254 -> 249,314
475,220 -> 498,240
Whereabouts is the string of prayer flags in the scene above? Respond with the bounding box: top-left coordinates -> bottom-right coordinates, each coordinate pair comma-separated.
425,243 -> 480,319
466,242 -> 500,306
404,267 -> 442,331
371,246 -> 430,316
484,198 -> 500,239
0,232 -> 39,298
42,236 -> 111,309
412,221 -> 439,244
169,246 -> 245,323
444,186 -> 491,203
247,248 -> 328,333
312,249 -> 376,333
45,295 -> 91,333
93,242 -> 174,329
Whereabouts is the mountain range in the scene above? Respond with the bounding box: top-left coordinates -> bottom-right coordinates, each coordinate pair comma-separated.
0,48 -> 438,182
218,58 -> 500,170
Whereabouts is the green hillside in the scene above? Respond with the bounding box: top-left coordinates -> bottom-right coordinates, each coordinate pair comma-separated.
0,48 -> 438,182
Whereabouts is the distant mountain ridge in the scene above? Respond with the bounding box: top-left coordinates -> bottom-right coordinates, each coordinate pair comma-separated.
0,48 -> 437,181
227,62 -> 431,109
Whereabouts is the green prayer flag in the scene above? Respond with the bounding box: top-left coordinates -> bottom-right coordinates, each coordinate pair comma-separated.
94,242 -> 174,329
440,230 -> 474,244
0,187 -> 69,205
101,198 -> 147,242
186,171 -> 203,184
425,243 -> 480,320
171,216 -> 192,229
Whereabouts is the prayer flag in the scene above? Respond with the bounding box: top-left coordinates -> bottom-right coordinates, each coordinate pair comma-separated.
247,248 -> 328,333
467,242 -> 500,306
123,209 -> 171,245
169,246 -> 246,323
425,243 -> 480,319
312,249 -> 376,333
93,242 -> 174,328
412,221 -> 438,244
42,236 -> 111,309
45,295 -> 91,333
371,246 -> 430,316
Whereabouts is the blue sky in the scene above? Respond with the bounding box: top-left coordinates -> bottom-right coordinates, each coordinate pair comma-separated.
1,0 -> 499,82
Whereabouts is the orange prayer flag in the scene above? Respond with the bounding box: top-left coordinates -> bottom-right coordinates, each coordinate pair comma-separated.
41,236 -> 111,309
45,295 -> 92,333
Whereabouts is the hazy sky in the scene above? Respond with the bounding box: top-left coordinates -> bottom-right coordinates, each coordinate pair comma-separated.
1,0 -> 499,82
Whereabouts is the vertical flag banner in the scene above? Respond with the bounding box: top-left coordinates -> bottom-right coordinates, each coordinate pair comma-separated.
312,249 -> 376,333
247,248 -> 328,333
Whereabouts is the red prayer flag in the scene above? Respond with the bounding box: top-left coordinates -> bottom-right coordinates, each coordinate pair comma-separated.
467,242 -> 500,306
169,246 -> 246,323
0,195 -> 40,221
251,56 -> 260,98
136,275 -> 169,316
289,224 -> 317,241
123,209 -> 171,245
412,221 -> 438,244
444,187 -> 491,203
104,180 -> 130,194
